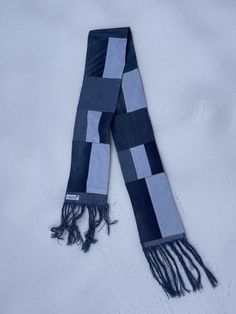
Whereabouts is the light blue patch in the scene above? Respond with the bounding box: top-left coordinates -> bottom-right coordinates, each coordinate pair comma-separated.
86,143 -> 110,195
86,110 -> 102,143
130,144 -> 151,179
145,173 -> 185,237
122,68 -> 147,113
103,37 -> 127,79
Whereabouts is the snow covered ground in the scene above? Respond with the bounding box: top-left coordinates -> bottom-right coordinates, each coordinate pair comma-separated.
0,1 -> 235,313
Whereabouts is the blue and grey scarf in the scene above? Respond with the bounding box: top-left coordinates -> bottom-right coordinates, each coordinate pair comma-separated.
50,27 -> 218,297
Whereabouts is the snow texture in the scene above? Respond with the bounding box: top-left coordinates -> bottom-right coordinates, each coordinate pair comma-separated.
0,1 -> 236,313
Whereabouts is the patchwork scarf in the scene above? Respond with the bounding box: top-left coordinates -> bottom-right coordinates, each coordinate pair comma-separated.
51,27 -> 218,297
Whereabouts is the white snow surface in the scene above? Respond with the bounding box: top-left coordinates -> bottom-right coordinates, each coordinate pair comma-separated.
0,1 -> 236,313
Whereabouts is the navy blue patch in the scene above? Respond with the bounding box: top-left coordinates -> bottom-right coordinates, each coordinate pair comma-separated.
124,31 -> 138,73
98,112 -> 113,143
126,179 -> 162,243
67,141 -> 92,193
72,108 -> 88,141
117,149 -> 137,183
78,76 -> 121,113
116,88 -> 127,114
89,27 -> 129,39
84,37 -> 108,77
144,141 -> 164,174
111,108 -> 155,151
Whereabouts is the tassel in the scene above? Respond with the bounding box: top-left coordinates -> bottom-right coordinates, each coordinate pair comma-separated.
50,201 -> 117,252
143,237 -> 218,298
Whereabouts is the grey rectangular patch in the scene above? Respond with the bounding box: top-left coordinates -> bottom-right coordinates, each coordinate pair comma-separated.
142,233 -> 185,248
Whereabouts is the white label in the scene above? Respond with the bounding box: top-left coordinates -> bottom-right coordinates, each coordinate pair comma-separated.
65,194 -> 80,201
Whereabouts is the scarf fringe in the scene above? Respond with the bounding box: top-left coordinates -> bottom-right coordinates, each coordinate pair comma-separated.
143,237 -> 218,298
50,200 -> 118,252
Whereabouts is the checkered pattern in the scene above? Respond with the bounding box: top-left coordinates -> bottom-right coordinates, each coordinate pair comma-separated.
66,27 -> 185,247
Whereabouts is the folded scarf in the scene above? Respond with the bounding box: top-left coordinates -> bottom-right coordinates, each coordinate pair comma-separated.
50,27 -> 218,297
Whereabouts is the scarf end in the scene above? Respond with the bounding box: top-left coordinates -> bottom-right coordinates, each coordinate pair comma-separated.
50,199 -> 118,252
143,237 -> 218,298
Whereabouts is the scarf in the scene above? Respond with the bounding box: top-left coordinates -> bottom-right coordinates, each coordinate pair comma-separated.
50,27 -> 218,297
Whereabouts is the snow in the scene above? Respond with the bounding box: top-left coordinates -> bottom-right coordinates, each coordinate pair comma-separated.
0,1 -> 235,313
